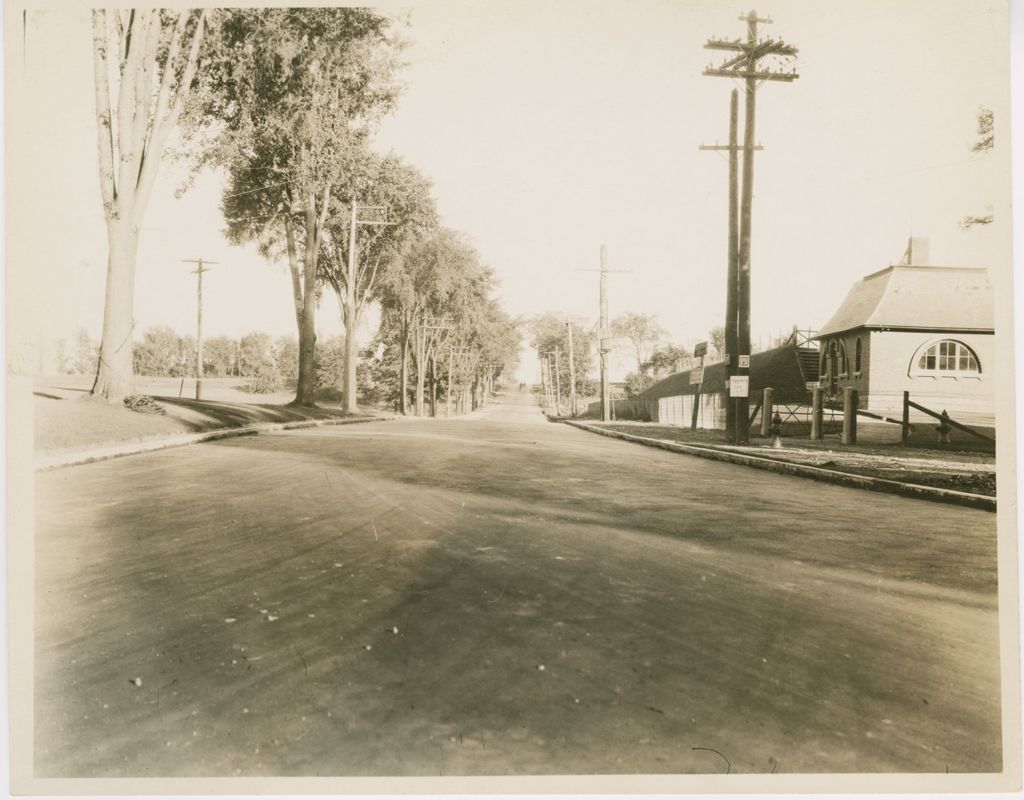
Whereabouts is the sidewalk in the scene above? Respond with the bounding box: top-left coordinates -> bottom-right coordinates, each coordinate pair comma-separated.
564,420 -> 997,511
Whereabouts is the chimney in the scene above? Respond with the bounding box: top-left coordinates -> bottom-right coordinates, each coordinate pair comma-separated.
901,236 -> 930,266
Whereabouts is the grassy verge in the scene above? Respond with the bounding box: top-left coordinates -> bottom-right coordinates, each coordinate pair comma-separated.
592,422 -> 996,497
34,391 -> 366,456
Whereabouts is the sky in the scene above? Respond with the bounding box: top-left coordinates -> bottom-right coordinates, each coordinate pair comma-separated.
7,0 -> 1013,382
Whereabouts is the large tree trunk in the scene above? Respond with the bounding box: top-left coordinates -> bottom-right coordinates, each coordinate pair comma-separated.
90,220 -> 139,402
414,330 -> 426,417
88,9 -> 206,403
286,216 -> 317,407
399,330 -> 410,415
294,315 -> 317,405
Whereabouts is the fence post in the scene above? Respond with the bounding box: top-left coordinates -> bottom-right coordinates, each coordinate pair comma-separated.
902,390 -> 910,447
841,387 -> 858,445
811,388 -> 823,440
760,387 -> 774,437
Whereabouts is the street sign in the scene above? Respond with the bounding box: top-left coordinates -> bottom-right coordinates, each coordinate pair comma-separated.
805,381 -> 820,390
693,341 -> 708,358
737,354 -> 750,369
689,365 -> 704,385
729,375 -> 749,397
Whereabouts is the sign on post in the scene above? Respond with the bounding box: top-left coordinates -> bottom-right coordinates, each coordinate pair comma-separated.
689,365 -> 704,385
729,375 -> 749,397
693,341 -> 708,359
737,354 -> 750,369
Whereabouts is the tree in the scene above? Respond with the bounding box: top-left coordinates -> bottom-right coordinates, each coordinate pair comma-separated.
961,106 -> 994,230
274,335 -> 300,382
610,312 -> 666,374
528,313 -> 594,402
643,343 -> 691,379
238,332 -> 275,377
623,372 -> 655,398
708,326 -> 727,360
133,325 -> 190,376
194,9 -> 403,407
378,229 -> 479,415
90,9 -> 208,401
71,328 -> 99,375
203,335 -> 238,377
322,154 -> 438,412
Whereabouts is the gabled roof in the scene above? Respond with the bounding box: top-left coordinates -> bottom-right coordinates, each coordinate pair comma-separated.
815,266 -> 992,338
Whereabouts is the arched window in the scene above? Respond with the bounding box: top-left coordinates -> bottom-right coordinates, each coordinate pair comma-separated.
854,338 -> 862,373
839,341 -> 849,375
913,340 -> 981,375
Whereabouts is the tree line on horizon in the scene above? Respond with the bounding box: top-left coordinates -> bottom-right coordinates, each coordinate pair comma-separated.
87,7 -> 519,414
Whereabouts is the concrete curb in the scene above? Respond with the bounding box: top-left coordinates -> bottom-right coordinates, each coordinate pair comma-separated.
564,420 -> 996,512
35,415 -> 385,472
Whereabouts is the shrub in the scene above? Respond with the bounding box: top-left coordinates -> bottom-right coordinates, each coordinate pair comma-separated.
248,363 -> 283,394
123,394 -> 167,415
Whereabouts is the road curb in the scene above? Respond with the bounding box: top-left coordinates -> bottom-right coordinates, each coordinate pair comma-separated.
35,415 -> 385,472
563,420 -> 996,512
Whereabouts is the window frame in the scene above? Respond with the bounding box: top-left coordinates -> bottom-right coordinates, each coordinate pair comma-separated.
909,338 -> 982,379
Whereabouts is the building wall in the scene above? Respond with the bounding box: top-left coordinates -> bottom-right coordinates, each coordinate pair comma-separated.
818,329 -> 871,397
864,330 -> 994,420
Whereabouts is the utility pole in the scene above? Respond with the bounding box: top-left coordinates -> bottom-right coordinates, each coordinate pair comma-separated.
704,10 -> 798,443
577,245 -> 630,422
181,258 -> 217,400
553,349 -> 562,414
447,339 -> 454,418
699,93 -> 750,440
566,322 -> 578,417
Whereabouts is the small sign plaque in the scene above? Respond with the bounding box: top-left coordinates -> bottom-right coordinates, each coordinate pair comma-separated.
737,354 -> 750,369
729,375 -> 749,397
693,341 -> 708,359
689,365 -> 704,385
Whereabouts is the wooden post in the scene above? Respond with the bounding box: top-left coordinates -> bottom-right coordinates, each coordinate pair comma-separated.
902,390 -> 910,447
760,387 -> 774,437
842,387 -> 858,445
811,387 -> 823,440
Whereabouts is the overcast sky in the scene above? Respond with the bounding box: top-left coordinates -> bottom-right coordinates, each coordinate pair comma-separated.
10,0 -> 1012,381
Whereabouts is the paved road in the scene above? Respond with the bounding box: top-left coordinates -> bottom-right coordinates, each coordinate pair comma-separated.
35,391 -> 1001,776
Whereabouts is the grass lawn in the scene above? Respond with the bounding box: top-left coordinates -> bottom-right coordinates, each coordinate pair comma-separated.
33,375 -> 365,456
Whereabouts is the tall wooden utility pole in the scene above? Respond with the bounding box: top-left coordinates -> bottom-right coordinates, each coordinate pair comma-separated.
700,92 -> 750,440
182,258 -> 217,400
566,322 -> 578,417
553,349 -> 562,414
704,10 -> 798,443
578,245 -> 629,422
447,339 -> 454,418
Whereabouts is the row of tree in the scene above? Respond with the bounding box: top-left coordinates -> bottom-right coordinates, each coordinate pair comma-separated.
89,7 -> 518,412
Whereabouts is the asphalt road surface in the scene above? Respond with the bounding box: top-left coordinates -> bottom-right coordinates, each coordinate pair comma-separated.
35,390 -> 1001,776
